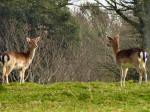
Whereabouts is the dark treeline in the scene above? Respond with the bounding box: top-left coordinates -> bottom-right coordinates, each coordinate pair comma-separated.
0,0 -> 145,83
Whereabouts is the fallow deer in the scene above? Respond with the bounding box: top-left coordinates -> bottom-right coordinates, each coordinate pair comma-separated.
107,34 -> 148,86
0,36 -> 40,84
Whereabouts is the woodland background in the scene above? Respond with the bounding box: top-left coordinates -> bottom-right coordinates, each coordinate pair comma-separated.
0,0 -> 149,84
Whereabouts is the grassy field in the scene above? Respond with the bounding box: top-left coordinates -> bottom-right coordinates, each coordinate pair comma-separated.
0,81 -> 150,112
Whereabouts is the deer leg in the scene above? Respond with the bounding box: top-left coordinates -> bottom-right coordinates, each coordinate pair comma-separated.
22,69 -> 26,83
120,67 -> 124,86
4,66 -> 13,84
139,73 -> 142,84
123,68 -> 128,86
19,69 -> 26,84
143,65 -> 147,83
136,66 -> 143,84
2,67 -> 6,83
138,68 -> 146,84
142,67 -> 147,83
138,69 -> 143,84
144,71 -> 148,83
19,70 -> 23,84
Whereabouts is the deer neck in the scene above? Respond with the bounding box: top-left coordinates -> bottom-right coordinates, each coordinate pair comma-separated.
113,46 -> 120,55
112,43 -> 120,63
27,47 -> 37,60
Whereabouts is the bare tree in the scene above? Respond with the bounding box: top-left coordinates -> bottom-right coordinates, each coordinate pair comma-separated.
94,0 -> 150,51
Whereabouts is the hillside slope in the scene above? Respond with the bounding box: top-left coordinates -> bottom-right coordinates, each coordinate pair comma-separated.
0,82 -> 150,112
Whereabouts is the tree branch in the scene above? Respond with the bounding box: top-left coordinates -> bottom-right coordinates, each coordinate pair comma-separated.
115,9 -> 139,28
94,0 -> 139,28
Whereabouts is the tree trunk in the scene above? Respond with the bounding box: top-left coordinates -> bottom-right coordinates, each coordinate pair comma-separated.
140,1 -> 150,75
142,1 -> 150,52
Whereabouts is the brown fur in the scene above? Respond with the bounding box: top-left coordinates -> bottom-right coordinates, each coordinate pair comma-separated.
117,48 -> 144,64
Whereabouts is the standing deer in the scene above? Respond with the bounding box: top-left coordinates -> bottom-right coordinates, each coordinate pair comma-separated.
107,34 -> 148,86
0,36 -> 40,84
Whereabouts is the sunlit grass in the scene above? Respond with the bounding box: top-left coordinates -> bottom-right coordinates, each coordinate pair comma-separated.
0,81 -> 150,112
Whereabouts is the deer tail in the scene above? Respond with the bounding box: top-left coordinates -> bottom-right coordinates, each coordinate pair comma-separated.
139,51 -> 148,63
0,53 -> 10,64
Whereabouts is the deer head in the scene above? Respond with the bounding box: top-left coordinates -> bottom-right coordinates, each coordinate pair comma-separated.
107,34 -> 120,54
26,36 -> 41,49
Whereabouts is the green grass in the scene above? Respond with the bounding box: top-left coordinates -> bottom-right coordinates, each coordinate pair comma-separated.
0,81 -> 150,112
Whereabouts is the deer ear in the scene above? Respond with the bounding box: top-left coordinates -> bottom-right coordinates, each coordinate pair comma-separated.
36,36 -> 41,42
115,34 -> 120,39
107,36 -> 113,40
115,34 -> 120,42
26,37 -> 31,42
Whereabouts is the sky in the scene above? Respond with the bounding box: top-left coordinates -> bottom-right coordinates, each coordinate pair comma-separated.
68,0 -> 94,11
70,0 -> 96,3
68,0 -> 106,11
69,0 -> 106,5
71,0 -> 95,3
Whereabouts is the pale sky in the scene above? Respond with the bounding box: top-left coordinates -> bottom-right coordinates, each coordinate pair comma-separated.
70,0 -> 106,5
71,0 -> 95,3
68,0 -> 95,11
68,0 -> 106,11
